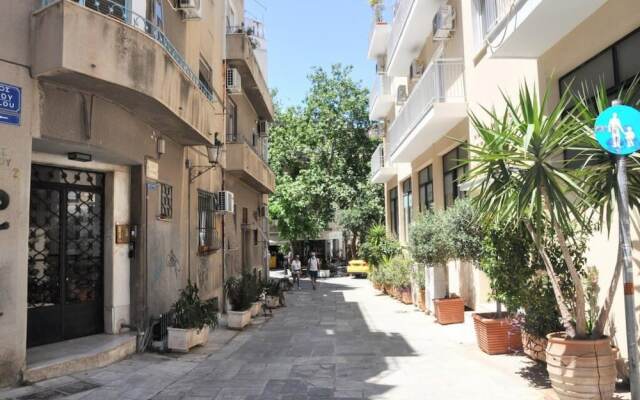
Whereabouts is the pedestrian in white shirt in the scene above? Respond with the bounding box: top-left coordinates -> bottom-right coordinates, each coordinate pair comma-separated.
308,252 -> 320,290
291,255 -> 302,289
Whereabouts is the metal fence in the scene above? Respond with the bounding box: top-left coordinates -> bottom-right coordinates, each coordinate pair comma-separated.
369,74 -> 391,116
473,0 -> 522,49
387,59 -> 465,158
39,0 -> 218,103
226,133 -> 269,164
370,143 -> 385,177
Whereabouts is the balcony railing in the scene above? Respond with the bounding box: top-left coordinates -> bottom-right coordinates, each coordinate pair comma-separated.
473,0 -> 523,49
386,0 -> 414,68
371,144 -> 385,177
388,59 -> 465,157
39,0 -> 220,104
226,133 -> 269,164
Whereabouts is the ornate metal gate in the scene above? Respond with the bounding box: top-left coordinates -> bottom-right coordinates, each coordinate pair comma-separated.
28,165 -> 105,347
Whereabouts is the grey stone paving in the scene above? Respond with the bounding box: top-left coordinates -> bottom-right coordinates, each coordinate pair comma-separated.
6,274 -> 628,400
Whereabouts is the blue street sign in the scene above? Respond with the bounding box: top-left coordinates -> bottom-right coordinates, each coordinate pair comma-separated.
594,105 -> 640,155
0,82 -> 21,126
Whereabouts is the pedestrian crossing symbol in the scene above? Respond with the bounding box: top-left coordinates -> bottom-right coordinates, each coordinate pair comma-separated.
594,105 -> 640,155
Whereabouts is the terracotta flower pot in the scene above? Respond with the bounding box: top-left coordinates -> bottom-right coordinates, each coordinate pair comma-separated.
418,288 -> 426,312
400,287 -> 412,304
383,284 -> 390,295
522,332 -> 547,362
472,313 -> 522,355
434,297 -> 464,325
546,333 -> 616,400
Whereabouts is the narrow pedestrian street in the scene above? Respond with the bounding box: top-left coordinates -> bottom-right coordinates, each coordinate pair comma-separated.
2,275 -> 565,400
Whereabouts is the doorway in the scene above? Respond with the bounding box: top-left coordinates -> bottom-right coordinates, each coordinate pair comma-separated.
27,164 -> 105,347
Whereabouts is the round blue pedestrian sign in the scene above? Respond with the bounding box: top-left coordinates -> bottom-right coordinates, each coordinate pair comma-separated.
594,105 -> 640,155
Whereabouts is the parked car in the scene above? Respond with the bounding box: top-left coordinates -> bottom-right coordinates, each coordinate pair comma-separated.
347,260 -> 369,278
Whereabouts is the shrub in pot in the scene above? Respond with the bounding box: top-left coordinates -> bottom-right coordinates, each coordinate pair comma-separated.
359,225 -> 402,271
168,282 -> 219,352
389,256 -> 412,304
411,265 -> 427,312
249,275 -> 264,318
264,278 -> 282,308
468,82 -> 628,398
225,274 -> 253,330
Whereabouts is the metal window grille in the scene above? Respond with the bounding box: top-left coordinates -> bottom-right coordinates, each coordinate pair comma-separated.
160,183 -> 173,219
198,191 -> 218,253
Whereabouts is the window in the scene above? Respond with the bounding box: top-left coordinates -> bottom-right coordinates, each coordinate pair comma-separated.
418,165 -> 434,212
443,146 -> 468,208
402,179 -> 412,239
254,230 -> 258,246
242,207 -> 248,225
389,188 -> 399,236
199,56 -> 213,94
159,183 -> 173,219
197,191 -> 218,254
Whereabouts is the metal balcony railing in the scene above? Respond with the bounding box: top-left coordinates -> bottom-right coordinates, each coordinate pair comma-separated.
369,74 -> 391,114
386,0 -> 414,69
473,0 -> 523,49
388,59 -> 465,158
226,133 -> 269,164
371,144 -> 385,177
38,0 -> 220,104
368,3 -> 386,43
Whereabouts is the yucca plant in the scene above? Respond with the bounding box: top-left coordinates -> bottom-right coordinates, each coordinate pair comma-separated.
467,79 -> 640,339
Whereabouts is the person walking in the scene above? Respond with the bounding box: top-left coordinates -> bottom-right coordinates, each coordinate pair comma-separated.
308,252 -> 320,290
291,255 -> 302,289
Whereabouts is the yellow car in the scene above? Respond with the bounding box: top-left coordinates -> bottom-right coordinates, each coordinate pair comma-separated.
347,260 -> 370,278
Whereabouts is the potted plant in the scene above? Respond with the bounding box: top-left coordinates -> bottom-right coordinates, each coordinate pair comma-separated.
409,208 -> 463,324
167,282 -> 218,352
412,265 -> 427,312
224,275 -> 253,330
390,256 -> 412,304
249,275 -> 263,318
467,81 -> 638,398
264,279 -> 281,308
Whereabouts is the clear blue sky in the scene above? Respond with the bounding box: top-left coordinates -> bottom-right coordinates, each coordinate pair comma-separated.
250,0 -> 375,108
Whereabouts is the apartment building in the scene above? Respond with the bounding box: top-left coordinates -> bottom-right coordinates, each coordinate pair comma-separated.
0,0 -> 273,387
368,0 -> 640,368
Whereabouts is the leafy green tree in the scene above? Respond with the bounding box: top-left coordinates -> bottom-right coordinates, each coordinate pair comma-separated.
339,182 -> 385,258
359,224 -> 402,268
269,65 -> 380,243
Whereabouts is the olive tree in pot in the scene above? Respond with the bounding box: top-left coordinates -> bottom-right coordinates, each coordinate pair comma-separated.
411,264 -> 427,312
225,274 -> 253,330
168,282 -> 219,352
409,209 -> 461,324
389,256 -> 412,304
468,81 -> 640,399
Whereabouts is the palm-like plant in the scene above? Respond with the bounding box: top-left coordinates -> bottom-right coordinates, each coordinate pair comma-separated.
467,80 -> 639,339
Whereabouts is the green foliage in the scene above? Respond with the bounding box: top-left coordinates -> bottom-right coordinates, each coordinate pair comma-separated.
521,274 -> 563,339
269,65 -> 379,242
339,182 -> 385,257
359,224 -> 402,267
374,256 -> 411,288
447,199 -> 484,262
264,279 -> 283,297
224,274 -> 254,312
172,281 -> 219,330
409,209 -> 455,267
411,264 -> 426,290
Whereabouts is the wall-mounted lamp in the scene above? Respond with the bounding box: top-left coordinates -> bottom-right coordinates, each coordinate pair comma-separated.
157,137 -> 166,156
187,133 -> 223,182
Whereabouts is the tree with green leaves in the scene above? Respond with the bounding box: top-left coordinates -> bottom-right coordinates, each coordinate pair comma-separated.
269,65 -> 382,248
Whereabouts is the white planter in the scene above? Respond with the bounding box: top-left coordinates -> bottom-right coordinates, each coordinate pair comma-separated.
227,310 -> 252,330
265,295 -> 280,308
318,269 -> 330,278
251,301 -> 263,317
167,326 -> 209,352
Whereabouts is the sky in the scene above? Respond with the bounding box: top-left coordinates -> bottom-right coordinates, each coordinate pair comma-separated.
248,0 -> 376,108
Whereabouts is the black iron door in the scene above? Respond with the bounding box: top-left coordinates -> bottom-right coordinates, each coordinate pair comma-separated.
28,165 -> 105,347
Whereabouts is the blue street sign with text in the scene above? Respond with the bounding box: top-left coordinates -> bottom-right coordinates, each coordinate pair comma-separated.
594,105 -> 640,155
0,82 -> 21,126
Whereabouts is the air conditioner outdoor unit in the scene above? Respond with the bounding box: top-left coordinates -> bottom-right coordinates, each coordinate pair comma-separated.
226,68 -> 242,94
178,0 -> 202,20
217,191 -> 235,214
433,5 -> 455,41
410,60 -> 424,81
396,85 -> 408,106
257,120 -> 269,137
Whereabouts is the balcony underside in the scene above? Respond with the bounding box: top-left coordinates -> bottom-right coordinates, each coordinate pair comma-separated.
389,102 -> 467,164
369,94 -> 394,121
371,166 -> 396,184
32,1 -> 217,146
225,143 -> 275,194
226,34 -> 274,122
487,0 -> 606,58
368,23 -> 391,60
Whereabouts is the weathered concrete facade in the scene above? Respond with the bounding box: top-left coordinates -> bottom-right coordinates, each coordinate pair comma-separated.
0,0 -> 259,387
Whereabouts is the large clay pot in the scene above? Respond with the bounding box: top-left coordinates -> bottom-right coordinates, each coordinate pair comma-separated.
472,313 -> 522,355
400,287 -> 412,304
418,289 -> 426,312
522,332 -> 547,362
434,297 -> 464,325
546,333 -> 616,400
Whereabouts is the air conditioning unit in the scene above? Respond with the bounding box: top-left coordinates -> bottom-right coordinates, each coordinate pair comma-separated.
178,0 -> 202,20
409,60 -> 424,81
217,191 -> 234,214
433,5 -> 455,41
257,120 -> 268,137
396,85 -> 408,106
226,68 -> 242,94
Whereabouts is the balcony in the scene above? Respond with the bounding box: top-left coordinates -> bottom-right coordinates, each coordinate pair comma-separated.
386,0 -> 445,76
225,134 -> 275,194
474,0 -> 606,58
367,5 -> 391,60
388,59 -> 466,164
369,74 -> 394,121
32,0 -> 220,146
370,144 -> 396,184
226,28 -> 274,121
